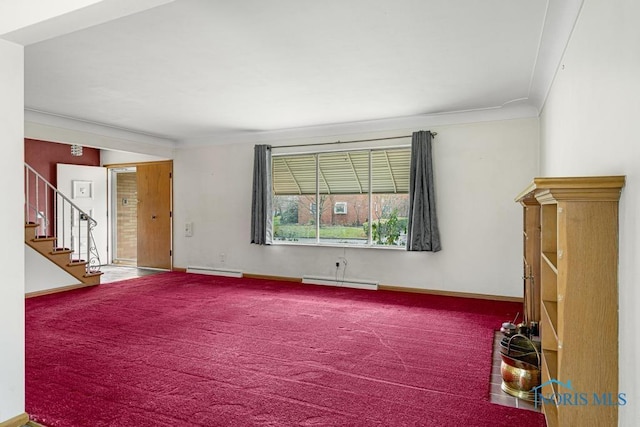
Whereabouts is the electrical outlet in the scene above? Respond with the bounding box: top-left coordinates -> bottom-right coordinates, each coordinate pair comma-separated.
335,261 -> 340,268
184,222 -> 193,237
219,253 -> 226,264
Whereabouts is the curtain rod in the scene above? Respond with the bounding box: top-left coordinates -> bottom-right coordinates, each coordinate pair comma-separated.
270,131 -> 437,149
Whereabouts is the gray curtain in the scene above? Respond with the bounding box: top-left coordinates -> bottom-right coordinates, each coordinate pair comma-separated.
406,131 -> 441,252
251,144 -> 273,245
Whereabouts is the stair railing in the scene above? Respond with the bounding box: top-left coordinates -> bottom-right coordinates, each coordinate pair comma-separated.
26,201 -> 49,237
24,163 -> 102,274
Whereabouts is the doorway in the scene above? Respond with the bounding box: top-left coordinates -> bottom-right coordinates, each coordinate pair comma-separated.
109,161 -> 173,269
111,167 -> 138,264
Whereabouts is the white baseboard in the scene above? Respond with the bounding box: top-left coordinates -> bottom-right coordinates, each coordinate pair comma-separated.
302,275 -> 378,290
186,266 -> 243,278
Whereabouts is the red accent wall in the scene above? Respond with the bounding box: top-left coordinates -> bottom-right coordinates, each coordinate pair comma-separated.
25,138 -> 101,187
24,139 -> 101,234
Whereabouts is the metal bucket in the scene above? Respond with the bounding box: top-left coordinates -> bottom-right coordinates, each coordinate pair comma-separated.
499,335 -> 540,366
500,334 -> 540,401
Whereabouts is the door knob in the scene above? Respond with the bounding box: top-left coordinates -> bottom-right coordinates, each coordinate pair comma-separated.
152,215 -> 157,219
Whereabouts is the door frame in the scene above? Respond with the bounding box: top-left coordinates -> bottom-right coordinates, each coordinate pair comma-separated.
108,165 -> 136,264
106,160 -> 173,269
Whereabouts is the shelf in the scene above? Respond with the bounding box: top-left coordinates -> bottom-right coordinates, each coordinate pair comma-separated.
541,251 -> 558,273
542,300 -> 557,329
516,176 -> 624,427
541,204 -> 558,254
540,261 -> 557,301
542,349 -> 558,380
541,302 -> 558,351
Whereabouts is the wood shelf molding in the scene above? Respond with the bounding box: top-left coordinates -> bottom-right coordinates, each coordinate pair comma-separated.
515,176 -> 625,202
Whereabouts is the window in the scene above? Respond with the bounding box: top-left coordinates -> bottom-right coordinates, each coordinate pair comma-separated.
272,147 -> 410,247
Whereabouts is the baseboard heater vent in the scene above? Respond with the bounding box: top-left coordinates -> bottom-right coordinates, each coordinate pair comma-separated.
186,266 -> 243,278
302,275 -> 378,291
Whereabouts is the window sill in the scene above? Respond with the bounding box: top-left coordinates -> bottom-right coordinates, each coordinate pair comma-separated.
271,241 -> 406,250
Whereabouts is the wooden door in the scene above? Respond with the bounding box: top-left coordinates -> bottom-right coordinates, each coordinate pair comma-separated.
137,161 -> 172,269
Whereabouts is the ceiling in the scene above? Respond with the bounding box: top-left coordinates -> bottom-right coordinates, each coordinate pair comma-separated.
12,0 -> 581,144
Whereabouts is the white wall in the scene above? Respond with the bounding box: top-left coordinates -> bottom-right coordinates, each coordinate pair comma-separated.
0,39 -> 25,423
174,117 -> 539,297
540,0 -> 640,424
25,246 -> 78,293
101,149 -> 170,165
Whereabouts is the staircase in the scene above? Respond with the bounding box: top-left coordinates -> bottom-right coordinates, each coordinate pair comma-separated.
25,164 -> 102,286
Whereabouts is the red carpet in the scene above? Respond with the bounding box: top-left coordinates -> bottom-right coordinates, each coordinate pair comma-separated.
26,272 -> 545,426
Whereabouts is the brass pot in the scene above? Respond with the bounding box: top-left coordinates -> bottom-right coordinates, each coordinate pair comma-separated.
499,335 -> 540,366
500,334 -> 541,401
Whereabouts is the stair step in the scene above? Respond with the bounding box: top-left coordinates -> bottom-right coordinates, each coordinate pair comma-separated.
28,238 -> 57,253
84,271 -> 103,278
82,273 -> 102,286
51,248 -> 73,254
24,170 -> 101,286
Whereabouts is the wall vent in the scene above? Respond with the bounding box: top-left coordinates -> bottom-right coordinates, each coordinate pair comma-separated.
186,266 -> 243,278
302,275 -> 378,291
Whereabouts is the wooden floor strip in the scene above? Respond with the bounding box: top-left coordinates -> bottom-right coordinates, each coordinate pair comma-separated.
0,413 -> 29,427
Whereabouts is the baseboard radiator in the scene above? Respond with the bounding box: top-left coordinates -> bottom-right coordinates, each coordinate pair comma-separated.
302,275 -> 378,291
186,266 -> 243,278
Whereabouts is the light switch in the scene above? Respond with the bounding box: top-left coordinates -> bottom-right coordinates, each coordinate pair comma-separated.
185,222 -> 193,237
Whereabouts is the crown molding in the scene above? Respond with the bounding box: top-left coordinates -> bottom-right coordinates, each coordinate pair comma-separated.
528,0 -> 584,111
1,0 -> 174,46
178,101 -> 539,148
26,100 -> 540,153
24,109 -> 176,157
25,109 -> 176,147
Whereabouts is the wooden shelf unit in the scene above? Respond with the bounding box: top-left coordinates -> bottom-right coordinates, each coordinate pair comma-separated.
518,193 -> 542,325
516,176 -> 624,427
